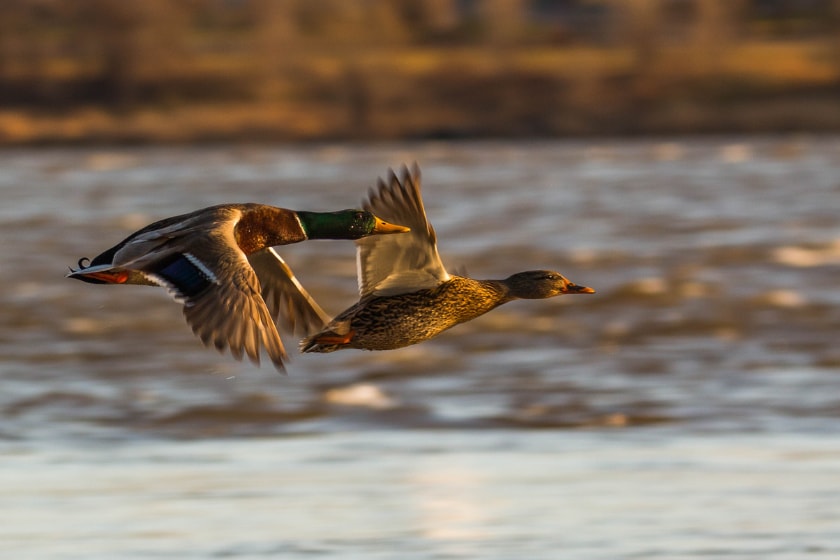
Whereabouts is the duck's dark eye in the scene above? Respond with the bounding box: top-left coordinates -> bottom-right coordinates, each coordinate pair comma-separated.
355,212 -> 365,221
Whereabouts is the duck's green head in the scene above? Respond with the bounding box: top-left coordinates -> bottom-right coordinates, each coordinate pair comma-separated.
504,270 -> 595,299
297,209 -> 409,240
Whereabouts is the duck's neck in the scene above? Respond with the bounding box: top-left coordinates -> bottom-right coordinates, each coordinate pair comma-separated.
296,211 -> 359,240
484,278 -> 515,303
459,277 -> 515,306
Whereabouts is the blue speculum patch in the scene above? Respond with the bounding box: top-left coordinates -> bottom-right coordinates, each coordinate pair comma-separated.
155,254 -> 213,298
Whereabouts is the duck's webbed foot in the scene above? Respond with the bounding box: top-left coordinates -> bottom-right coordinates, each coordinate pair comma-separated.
312,330 -> 355,346
299,329 -> 355,353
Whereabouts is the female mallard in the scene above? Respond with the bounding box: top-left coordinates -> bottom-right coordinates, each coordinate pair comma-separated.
301,165 -> 594,353
67,203 -> 409,372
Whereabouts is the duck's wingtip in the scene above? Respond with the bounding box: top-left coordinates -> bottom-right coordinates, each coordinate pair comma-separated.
270,351 -> 290,375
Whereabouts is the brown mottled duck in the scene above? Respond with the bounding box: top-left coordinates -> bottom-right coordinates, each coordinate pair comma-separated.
67,204 -> 409,372
301,165 -> 594,353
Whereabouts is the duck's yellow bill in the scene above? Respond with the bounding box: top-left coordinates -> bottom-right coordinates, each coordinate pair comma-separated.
372,217 -> 410,234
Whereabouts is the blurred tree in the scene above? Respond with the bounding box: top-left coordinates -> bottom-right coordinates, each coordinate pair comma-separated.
691,0 -> 741,76
481,0 -> 527,45
292,0 -> 407,45
0,1 -> 26,92
424,0 -> 460,35
611,0 -> 663,69
250,0 -> 298,99
833,0 -> 840,76
80,0 -> 190,108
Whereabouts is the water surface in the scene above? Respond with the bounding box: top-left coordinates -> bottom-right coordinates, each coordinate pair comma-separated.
1,138 -> 839,558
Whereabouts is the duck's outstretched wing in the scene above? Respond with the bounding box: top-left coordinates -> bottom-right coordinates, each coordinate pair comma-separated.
135,239 -> 289,373
247,247 -> 330,337
357,164 -> 450,298
69,206 -> 298,372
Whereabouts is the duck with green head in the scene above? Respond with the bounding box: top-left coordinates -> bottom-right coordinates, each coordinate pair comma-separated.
67,203 -> 409,372
301,165 -> 594,353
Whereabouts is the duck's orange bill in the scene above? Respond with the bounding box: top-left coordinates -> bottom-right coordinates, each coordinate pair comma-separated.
568,284 -> 595,294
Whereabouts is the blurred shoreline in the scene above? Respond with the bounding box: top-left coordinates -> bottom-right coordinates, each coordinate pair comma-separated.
2,1 -> 839,145
3,82 -> 839,146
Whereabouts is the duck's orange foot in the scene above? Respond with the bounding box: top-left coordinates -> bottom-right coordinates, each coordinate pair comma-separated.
312,330 -> 355,346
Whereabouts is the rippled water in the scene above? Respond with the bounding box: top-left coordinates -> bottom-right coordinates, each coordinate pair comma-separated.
2,138 -> 840,558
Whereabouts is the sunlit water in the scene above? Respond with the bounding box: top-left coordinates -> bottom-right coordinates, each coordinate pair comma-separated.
1,138 -> 839,558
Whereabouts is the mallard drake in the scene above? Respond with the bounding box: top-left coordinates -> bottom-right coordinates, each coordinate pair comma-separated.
301,165 -> 594,353
67,203 -> 409,372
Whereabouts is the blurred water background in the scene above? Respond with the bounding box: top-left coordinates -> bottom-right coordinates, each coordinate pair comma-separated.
1,138 -> 839,558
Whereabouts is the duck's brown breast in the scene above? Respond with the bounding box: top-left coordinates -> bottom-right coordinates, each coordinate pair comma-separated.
234,205 -> 306,254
